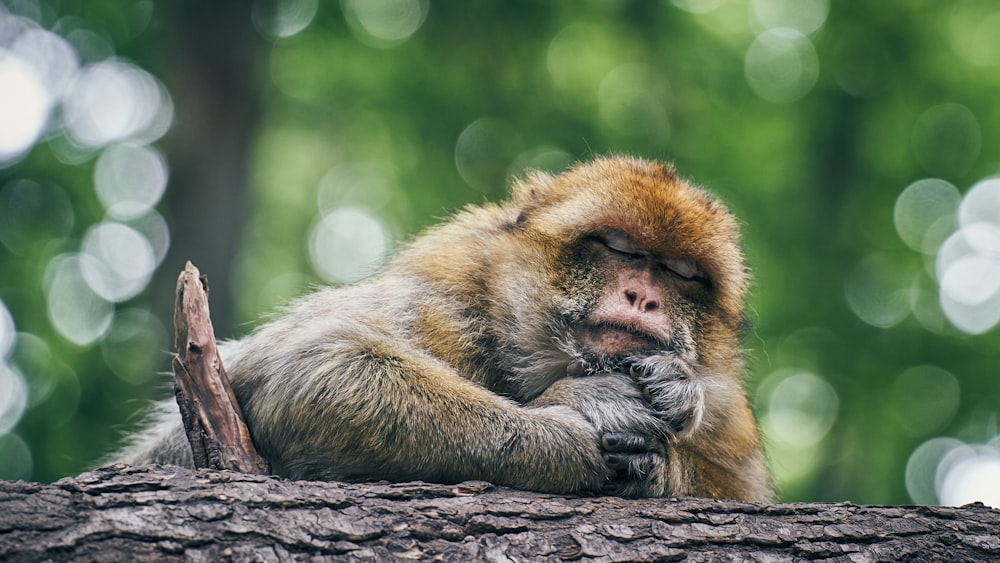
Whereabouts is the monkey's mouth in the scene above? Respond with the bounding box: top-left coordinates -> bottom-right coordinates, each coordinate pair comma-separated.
582,322 -> 668,357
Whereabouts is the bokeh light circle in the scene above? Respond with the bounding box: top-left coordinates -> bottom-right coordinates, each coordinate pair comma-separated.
44,254 -> 114,346
546,22 -> 619,111
958,178 -> 1000,235
0,16 -> 80,163
744,28 -> 819,104
939,255 -> 1000,307
509,146 -> 574,180
670,0 -> 727,14
63,59 -> 170,148
751,0 -> 829,35
9,27 -> 79,100
317,162 -> 397,213
0,362 -> 28,435
94,143 -> 168,220
948,6 -> 1000,68
12,332 -> 56,408
956,220 -> 1000,260
597,63 -> 671,141
762,370 -> 839,447
252,0 -> 318,39
844,253 -> 911,328
937,443 -> 1000,508
0,299 -> 15,359
0,432 -> 32,480
455,118 -> 522,193
309,206 -> 389,284
0,52 -> 51,163
342,0 -> 428,48
128,210 -> 171,267
893,178 -> 960,254
935,177 -> 1000,334
80,222 -> 157,303
905,437 -> 963,505
939,287 -> 1000,335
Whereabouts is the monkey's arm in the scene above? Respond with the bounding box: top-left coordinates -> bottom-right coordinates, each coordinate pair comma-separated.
528,373 -> 672,497
230,326 -> 620,494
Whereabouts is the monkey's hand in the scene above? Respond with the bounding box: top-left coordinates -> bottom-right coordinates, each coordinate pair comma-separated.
622,354 -> 706,441
531,373 -> 670,497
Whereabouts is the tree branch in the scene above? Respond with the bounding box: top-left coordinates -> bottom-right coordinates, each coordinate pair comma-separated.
1,465 -> 997,561
172,261 -> 268,474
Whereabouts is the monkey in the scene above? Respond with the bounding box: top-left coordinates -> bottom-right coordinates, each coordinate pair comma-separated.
117,155 -> 773,501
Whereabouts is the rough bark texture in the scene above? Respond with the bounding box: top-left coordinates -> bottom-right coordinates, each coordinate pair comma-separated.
171,261 -> 269,475
1,465 -> 997,562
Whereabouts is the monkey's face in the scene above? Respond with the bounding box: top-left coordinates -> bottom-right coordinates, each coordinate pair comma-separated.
509,157 -> 748,375
547,225 -> 710,371
572,229 -> 702,359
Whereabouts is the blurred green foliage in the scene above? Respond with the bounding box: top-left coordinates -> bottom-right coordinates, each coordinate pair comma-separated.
1,0 -> 999,506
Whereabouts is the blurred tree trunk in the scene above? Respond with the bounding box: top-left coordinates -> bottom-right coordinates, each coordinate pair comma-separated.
153,0 -> 263,339
1,465 -> 998,561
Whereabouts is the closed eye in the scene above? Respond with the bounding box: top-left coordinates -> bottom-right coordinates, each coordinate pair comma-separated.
601,231 -> 642,254
660,258 -> 707,283
591,230 -> 710,285
600,230 -> 644,257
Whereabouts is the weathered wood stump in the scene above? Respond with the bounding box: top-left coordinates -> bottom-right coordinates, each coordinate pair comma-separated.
171,261 -> 268,474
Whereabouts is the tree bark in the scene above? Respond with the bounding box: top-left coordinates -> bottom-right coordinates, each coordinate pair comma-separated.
172,261 -> 269,474
1,465 -> 997,562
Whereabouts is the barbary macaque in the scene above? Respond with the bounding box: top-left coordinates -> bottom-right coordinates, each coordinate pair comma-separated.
119,156 -> 773,501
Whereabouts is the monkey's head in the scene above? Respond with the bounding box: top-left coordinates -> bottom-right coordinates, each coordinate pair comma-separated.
502,156 -> 749,388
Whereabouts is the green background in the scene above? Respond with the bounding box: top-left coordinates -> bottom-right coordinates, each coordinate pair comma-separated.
1,0 -> 998,506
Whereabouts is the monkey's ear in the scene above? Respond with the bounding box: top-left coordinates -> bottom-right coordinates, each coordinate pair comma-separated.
510,170 -> 556,205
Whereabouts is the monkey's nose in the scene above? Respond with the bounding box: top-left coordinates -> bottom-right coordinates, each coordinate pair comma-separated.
624,289 -> 659,312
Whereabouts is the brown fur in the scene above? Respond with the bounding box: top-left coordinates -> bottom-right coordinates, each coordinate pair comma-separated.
117,156 -> 772,501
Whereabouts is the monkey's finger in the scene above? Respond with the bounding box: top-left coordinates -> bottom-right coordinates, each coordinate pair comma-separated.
602,476 -> 655,498
602,479 -> 645,497
603,452 -> 628,470
623,452 -> 658,480
601,432 -> 649,453
619,358 -> 644,381
604,452 -> 657,477
601,480 -> 629,496
566,360 -> 587,378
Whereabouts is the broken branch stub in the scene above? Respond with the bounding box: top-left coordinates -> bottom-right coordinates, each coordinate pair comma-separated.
172,261 -> 269,474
